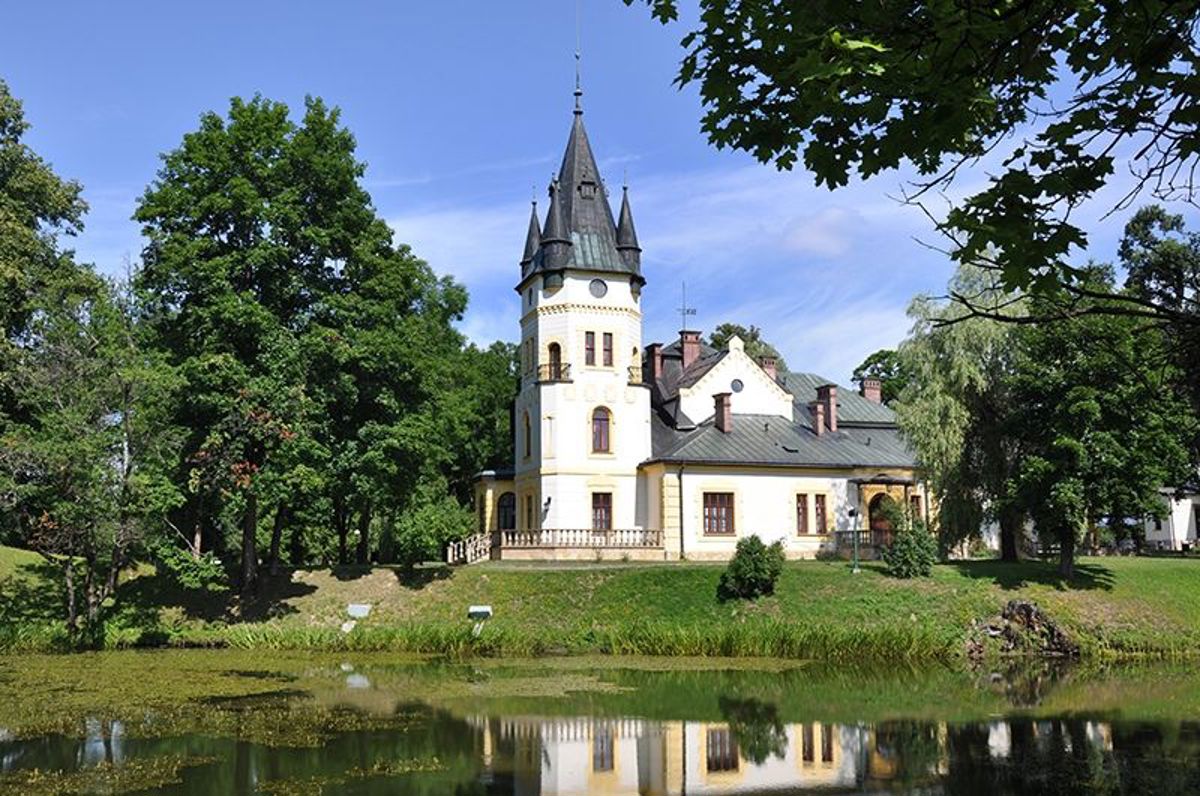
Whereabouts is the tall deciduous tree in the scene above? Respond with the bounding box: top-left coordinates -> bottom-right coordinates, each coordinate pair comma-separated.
0,275 -> 181,635
135,95 -> 387,592
852,349 -> 910,405
707,323 -> 787,370
0,79 -> 91,494
627,1 -> 1200,316
1007,270 -> 1196,578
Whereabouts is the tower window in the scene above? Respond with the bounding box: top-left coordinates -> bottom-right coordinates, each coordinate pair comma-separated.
592,406 -> 611,453
585,332 -> 595,366
602,333 -> 613,366
522,412 -> 531,459
592,493 -> 612,531
547,342 -> 563,380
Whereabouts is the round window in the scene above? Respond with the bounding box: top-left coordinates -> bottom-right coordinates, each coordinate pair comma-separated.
731,379 -> 744,393
589,278 -> 608,298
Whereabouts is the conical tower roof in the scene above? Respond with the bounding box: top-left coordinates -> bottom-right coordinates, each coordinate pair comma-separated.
521,90 -> 644,285
519,201 -> 541,274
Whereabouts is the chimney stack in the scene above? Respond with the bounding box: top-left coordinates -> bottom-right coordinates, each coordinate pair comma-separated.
816,384 -> 838,432
714,392 -> 732,433
860,377 -> 882,404
646,343 -> 663,382
758,356 -> 777,382
808,401 -> 825,437
680,330 -> 701,370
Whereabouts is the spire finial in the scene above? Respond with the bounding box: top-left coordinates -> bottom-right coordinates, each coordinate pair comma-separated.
574,0 -> 583,114
574,51 -> 583,114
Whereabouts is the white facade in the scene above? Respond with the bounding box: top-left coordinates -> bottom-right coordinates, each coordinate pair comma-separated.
1144,490 -> 1200,550
676,337 -> 794,424
514,271 -> 652,532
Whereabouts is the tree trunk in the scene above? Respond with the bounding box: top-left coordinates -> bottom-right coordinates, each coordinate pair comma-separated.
1058,530 -> 1076,580
191,497 -> 205,560
64,560 -> 78,635
355,500 -> 372,565
268,503 -> 289,577
998,505 -> 1021,562
334,494 -> 348,565
241,490 -> 259,596
289,521 -> 305,569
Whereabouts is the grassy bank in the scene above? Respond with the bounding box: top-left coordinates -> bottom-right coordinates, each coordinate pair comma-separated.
2,547 -> 1199,661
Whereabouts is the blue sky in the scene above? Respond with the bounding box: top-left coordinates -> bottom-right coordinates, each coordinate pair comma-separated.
4,1 -> 1192,384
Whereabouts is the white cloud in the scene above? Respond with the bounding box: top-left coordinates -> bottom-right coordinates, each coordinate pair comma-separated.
386,160 -> 953,381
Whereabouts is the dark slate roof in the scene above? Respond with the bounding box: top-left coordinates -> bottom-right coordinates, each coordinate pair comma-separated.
640,340 -> 916,469
778,370 -> 898,426
648,413 -> 917,469
522,106 -> 644,283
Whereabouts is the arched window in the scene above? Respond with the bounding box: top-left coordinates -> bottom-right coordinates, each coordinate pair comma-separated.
592,407 -> 611,453
523,412 -> 532,458
548,342 -> 562,380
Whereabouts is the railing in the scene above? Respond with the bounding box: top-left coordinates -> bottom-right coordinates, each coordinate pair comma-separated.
537,362 -> 572,382
832,529 -> 894,550
499,528 -> 663,549
445,532 -> 493,565
627,365 -> 643,385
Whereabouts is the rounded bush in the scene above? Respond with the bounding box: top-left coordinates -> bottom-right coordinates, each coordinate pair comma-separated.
717,535 -> 785,601
882,525 -> 939,578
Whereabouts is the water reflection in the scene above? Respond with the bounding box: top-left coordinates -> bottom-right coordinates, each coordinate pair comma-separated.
468,714 -> 1134,794
2,672 -> 1199,794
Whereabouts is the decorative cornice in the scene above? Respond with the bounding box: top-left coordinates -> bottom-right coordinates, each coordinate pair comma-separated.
522,303 -> 642,324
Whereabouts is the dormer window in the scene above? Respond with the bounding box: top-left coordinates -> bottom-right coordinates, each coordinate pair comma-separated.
579,181 -> 597,199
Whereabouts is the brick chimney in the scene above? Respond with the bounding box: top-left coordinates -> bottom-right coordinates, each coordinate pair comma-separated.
816,384 -> 838,432
646,343 -> 663,382
680,330 -> 701,370
808,401 -> 825,437
714,392 -> 732,433
758,356 -> 777,382
860,377 -> 882,404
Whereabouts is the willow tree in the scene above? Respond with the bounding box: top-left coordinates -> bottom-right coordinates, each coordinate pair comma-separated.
895,266 -> 1026,560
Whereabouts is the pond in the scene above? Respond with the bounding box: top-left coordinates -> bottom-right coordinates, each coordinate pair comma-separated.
0,650 -> 1198,794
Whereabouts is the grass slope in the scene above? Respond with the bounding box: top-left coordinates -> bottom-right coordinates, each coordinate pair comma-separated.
3,546 -> 1199,660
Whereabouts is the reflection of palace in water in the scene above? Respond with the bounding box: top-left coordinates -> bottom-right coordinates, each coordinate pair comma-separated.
468,715 -> 1116,795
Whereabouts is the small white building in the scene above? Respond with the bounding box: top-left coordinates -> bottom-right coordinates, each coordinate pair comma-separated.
459,88 -> 925,564
1143,486 -> 1200,551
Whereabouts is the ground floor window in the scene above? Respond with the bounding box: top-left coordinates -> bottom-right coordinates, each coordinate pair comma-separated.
703,492 -> 735,536
498,492 -> 516,531
802,724 -> 814,762
592,726 -> 614,772
592,492 -> 612,531
796,494 -> 809,535
814,494 -> 827,534
706,728 -> 738,772
821,724 -> 834,762
910,494 -> 922,519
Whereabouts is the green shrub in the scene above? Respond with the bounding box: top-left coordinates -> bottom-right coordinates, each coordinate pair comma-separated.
882,525 -> 939,578
717,536 -> 785,601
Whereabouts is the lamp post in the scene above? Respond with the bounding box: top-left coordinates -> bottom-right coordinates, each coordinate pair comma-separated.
848,508 -> 861,574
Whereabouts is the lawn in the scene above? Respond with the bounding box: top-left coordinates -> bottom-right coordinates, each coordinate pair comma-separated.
2,546 -> 1199,661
